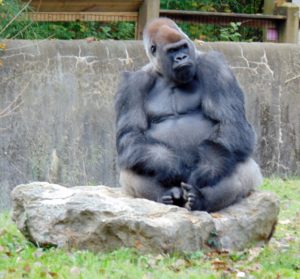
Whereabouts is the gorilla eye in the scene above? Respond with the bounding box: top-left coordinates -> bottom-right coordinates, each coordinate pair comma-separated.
150,45 -> 156,55
168,48 -> 176,54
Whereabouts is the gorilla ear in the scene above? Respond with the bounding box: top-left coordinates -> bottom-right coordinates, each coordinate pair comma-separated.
150,45 -> 157,55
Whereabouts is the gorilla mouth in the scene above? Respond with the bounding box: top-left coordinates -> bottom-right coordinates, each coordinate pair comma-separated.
173,63 -> 195,83
173,62 -> 192,71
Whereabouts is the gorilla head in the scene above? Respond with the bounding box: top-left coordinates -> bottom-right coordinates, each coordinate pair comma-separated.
143,18 -> 196,84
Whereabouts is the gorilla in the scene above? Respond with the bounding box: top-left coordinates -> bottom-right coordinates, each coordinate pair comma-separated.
115,18 -> 262,212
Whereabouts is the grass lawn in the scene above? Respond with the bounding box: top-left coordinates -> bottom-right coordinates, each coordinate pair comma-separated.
0,179 -> 299,279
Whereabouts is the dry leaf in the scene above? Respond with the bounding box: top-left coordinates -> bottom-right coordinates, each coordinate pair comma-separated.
135,240 -> 143,250
212,259 -> 228,271
49,271 -> 58,278
23,264 -> 31,273
86,37 -> 95,43
211,213 -> 223,218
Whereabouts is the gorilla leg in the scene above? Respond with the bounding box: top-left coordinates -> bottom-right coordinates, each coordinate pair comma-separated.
184,158 -> 263,212
120,169 -> 184,206
120,169 -> 165,200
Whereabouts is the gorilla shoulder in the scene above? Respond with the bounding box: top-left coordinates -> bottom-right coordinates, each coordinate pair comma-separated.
116,69 -> 156,102
196,50 -> 235,83
119,69 -> 155,88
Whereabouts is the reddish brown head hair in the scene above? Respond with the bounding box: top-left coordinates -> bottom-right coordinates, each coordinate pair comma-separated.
144,18 -> 185,45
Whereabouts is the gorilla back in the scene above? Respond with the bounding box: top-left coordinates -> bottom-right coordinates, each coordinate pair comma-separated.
115,18 -> 262,212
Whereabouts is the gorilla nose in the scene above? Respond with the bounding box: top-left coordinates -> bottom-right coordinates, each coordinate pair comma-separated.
175,54 -> 188,62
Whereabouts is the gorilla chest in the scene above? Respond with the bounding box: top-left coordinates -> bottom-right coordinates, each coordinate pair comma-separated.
145,81 -> 201,116
145,80 -> 214,151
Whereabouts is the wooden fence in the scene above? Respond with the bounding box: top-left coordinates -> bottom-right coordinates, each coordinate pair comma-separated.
21,0 -> 300,42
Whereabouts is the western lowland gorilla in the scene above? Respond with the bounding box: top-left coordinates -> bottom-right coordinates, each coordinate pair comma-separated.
115,18 -> 262,212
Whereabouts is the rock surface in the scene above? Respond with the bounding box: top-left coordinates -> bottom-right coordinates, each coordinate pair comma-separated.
11,182 -> 280,253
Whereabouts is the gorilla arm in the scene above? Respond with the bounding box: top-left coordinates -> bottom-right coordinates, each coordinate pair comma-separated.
115,70 -> 184,186
187,51 -> 255,189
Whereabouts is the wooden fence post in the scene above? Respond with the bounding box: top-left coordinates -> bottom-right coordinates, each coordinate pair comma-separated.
264,0 -> 276,15
136,0 -> 160,40
276,3 -> 299,43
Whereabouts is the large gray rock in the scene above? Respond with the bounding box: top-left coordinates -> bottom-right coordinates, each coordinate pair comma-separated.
11,182 -> 279,253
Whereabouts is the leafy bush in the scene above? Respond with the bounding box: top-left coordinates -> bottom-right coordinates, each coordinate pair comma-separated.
0,0 -> 135,40
220,22 -> 242,42
161,0 -> 263,41
0,0 -> 33,39
0,0 -> 263,41
160,0 -> 264,14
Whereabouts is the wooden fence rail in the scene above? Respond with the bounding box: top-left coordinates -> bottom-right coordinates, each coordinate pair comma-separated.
160,10 -> 287,28
17,0 -> 300,43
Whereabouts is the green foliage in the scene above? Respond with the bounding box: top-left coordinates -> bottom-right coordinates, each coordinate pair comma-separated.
0,0 -> 135,40
0,0 -> 32,39
0,178 -> 300,278
220,22 -> 242,42
177,23 -> 219,41
13,21 -> 136,40
1,0 -> 264,41
161,0 -> 263,42
160,0 -> 264,14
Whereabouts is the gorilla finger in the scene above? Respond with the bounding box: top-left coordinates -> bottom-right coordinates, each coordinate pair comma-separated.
181,182 -> 193,191
161,195 -> 172,200
188,194 -> 196,202
161,196 -> 173,203
187,196 -> 196,203
185,203 -> 192,211
188,197 -> 196,205
172,187 -> 182,199
188,192 -> 196,198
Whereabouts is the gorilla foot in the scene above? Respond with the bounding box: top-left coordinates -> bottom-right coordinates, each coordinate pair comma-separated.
181,182 -> 204,211
160,187 -> 184,207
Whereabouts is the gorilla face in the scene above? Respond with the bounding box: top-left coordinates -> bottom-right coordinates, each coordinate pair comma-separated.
168,41 -> 196,84
153,40 -> 196,84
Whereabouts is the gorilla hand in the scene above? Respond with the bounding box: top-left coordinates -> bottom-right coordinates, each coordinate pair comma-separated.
181,182 -> 205,211
159,186 -> 185,207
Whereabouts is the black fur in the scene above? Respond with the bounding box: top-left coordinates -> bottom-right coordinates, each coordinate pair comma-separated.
115,22 -> 256,211
186,51 -> 255,189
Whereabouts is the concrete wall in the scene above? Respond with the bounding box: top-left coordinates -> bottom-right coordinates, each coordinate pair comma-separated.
1,40 -> 300,210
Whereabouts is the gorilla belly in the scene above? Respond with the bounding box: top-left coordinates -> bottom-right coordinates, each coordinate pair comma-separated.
147,113 -> 214,152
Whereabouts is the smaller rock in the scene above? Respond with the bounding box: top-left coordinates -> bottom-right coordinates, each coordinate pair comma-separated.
11,182 -> 279,253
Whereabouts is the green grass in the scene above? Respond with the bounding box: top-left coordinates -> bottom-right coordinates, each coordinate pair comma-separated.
1,179 -> 300,279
